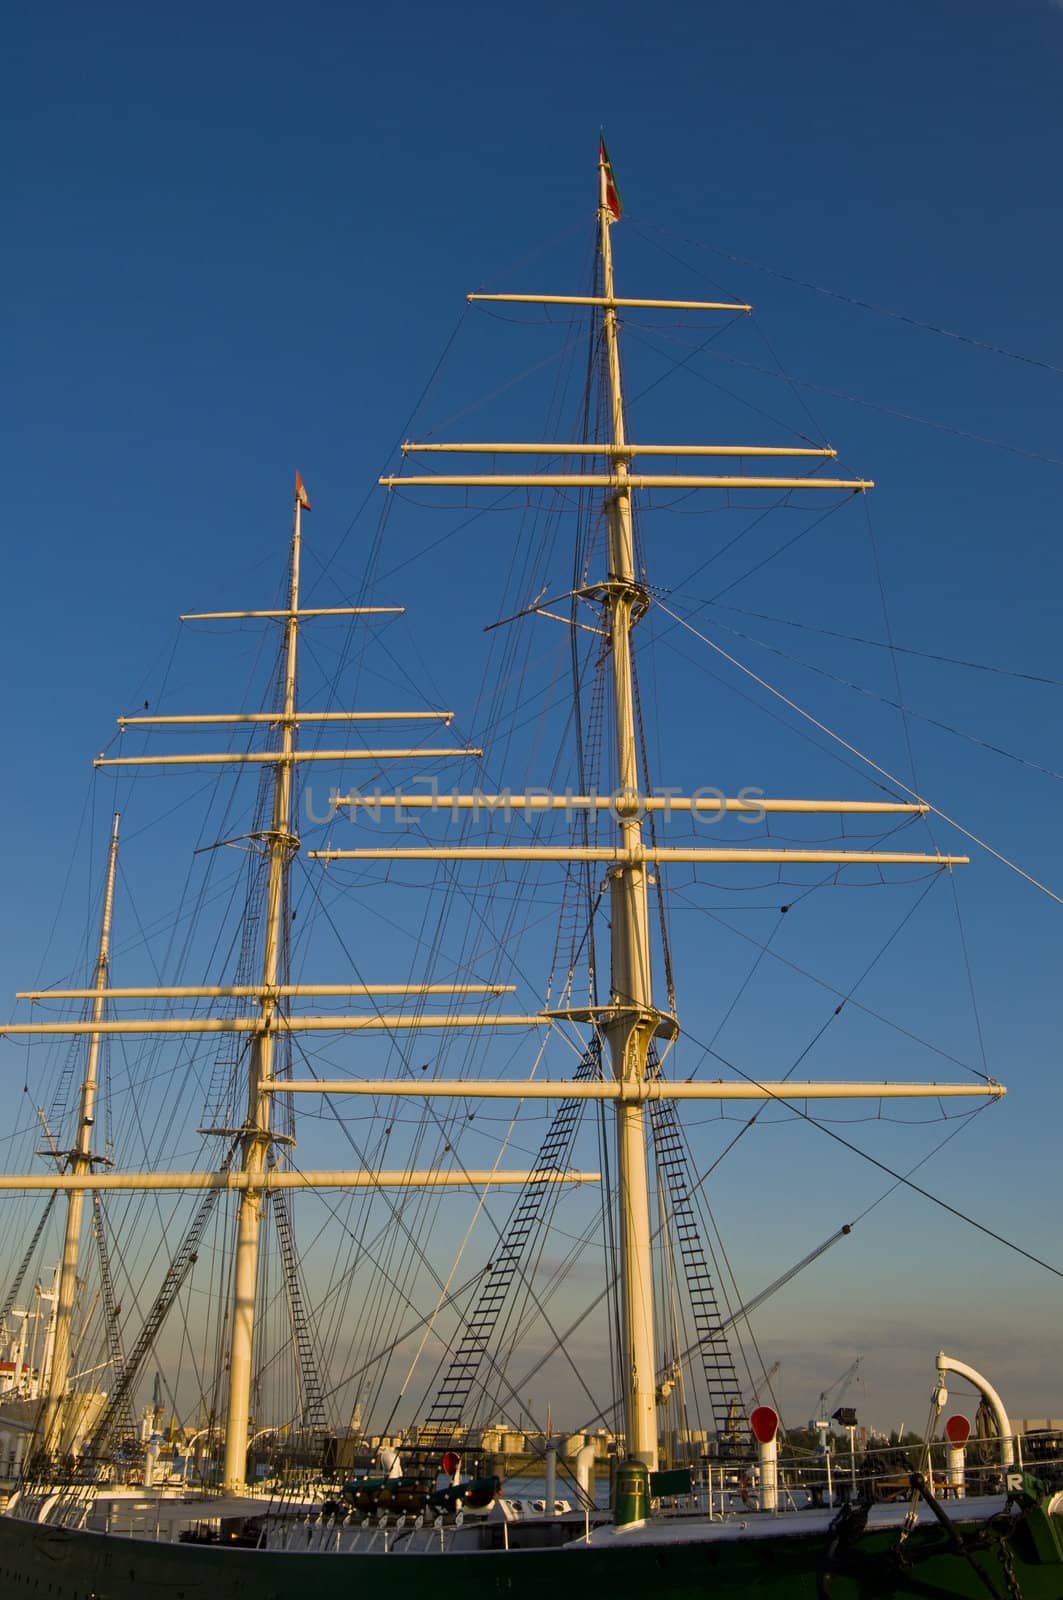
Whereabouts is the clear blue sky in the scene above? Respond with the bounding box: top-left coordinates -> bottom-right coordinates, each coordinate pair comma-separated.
5,0 -> 1063,1430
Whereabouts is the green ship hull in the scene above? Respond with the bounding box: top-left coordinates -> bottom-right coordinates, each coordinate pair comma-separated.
1,1497 -> 1060,1600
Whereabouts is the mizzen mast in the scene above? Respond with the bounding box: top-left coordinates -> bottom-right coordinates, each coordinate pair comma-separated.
41,809 -> 121,1461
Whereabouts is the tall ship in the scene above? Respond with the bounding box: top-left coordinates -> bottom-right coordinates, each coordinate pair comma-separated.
0,144 -> 1059,1597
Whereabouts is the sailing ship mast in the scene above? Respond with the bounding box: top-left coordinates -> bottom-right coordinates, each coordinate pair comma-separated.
596,149 -> 664,1471
316,146 -> 998,1472
223,478 -> 303,1490
0,481 -> 605,1488
40,810 -> 121,1460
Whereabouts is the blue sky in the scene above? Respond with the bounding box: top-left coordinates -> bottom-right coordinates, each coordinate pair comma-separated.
5,0 -> 1063,1432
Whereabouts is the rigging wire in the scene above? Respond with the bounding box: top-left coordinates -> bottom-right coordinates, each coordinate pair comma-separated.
651,494 -> 853,613
624,323 -> 822,446
632,221 -> 1063,381
669,891 -> 987,1078
306,307 -> 469,596
655,600 -> 1063,907
682,1023 -> 1063,1282
692,613 -> 1063,783
707,604 -> 1063,689
290,858 -> 609,1432
861,495 -> 991,1083
681,872 -> 952,1215
654,341 -> 1063,472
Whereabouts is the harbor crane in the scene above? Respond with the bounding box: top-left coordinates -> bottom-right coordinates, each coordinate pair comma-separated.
811,1356 -> 862,1440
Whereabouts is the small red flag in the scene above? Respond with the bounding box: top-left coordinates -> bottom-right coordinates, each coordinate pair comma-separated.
295,471 -> 311,511
599,137 -> 622,221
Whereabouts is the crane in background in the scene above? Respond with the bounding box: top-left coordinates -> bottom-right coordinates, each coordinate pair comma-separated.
745,1361 -> 781,1411
810,1356 -> 863,1448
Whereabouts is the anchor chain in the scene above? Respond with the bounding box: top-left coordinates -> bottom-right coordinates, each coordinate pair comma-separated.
817,1474 -> 1029,1599
998,1533 -> 1024,1600
817,1501 -> 869,1598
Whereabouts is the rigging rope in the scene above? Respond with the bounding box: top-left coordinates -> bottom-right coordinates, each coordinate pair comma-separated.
707,604 -> 1063,689
683,1023 -> 1063,1283
633,221 -> 1063,381
649,339 -> 1063,472
655,601 -> 1063,908
691,614 -> 1063,783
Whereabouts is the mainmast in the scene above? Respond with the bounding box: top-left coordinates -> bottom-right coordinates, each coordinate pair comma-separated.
338,144 -> 991,1474
0,155 -> 1004,1498
42,809 -> 121,1460
222,477 -> 304,1490
597,151 -> 659,1470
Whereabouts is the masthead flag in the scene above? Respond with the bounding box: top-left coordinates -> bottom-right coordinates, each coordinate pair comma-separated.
599,137 -> 622,221
295,471 -> 312,511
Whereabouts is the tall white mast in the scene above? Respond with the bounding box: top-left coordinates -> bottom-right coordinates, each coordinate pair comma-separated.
597,153 -> 660,1471
323,152 -> 994,1464
42,809 -> 121,1459
222,479 -> 303,1490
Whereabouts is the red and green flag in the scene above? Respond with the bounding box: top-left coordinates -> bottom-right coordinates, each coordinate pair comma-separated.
599,136 -> 622,221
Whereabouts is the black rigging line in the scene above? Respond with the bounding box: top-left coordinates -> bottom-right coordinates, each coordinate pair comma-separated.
623,324 -> 819,445
648,625 -> 909,798
850,1104 -> 992,1226
682,1024 -> 1063,1283
645,494 -> 852,622
672,889 -> 984,1078
315,1268 -> 489,1405
307,307 -> 469,596
625,312 -> 751,405
670,344 -> 1063,471
698,615 -> 1063,783
567,1221 -> 855,1437
656,601 -> 1063,907
751,314 -> 832,447
0,1195 -> 57,1328
686,873 -> 951,1195
633,222 -> 1063,381
947,871 -> 990,1082
861,495 -> 991,1086
863,495 -> 921,797
705,605 -> 1063,689
290,862 -> 609,1427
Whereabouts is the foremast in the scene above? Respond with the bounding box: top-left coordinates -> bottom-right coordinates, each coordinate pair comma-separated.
0,478 -> 605,1491
222,481 -> 303,1491
41,810 -> 121,1461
